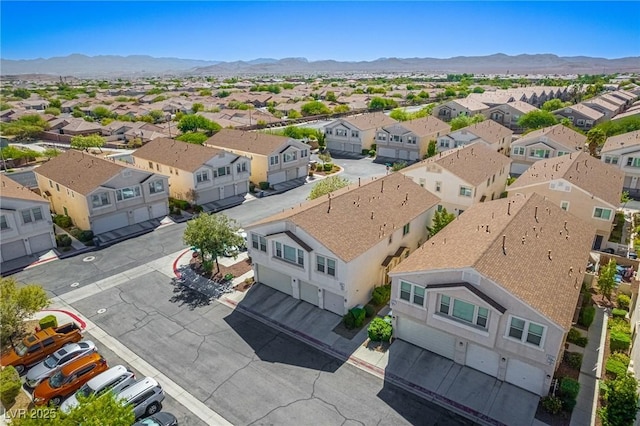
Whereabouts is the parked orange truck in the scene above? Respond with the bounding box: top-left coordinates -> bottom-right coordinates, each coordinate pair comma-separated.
1,323 -> 83,374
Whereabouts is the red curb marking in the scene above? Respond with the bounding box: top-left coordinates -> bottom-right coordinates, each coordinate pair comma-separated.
26,255 -> 59,267
172,248 -> 191,279
42,309 -> 87,330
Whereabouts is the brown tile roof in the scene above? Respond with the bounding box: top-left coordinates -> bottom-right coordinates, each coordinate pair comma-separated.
205,129 -> 292,156
62,119 -> 102,132
451,98 -> 490,111
132,138 -> 223,173
509,151 -> 623,206
516,124 -> 587,151
403,143 -> 512,186
34,150 -> 126,195
504,101 -> 539,114
601,130 -> 640,153
559,104 -> 604,121
248,172 -> 440,262
341,112 -> 397,130
0,174 -> 48,203
461,120 -> 513,146
392,193 -> 594,329
385,116 -> 450,137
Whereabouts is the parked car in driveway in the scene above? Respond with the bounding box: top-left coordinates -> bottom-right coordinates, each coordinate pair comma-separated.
33,352 -> 108,406
116,377 -> 165,419
133,412 -> 178,426
25,341 -> 96,388
60,364 -> 136,414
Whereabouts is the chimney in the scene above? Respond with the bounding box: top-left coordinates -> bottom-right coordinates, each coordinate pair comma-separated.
327,197 -> 331,213
548,250 -> 552,260
502,235 -> 507,255
534,206 -> 539,222
381,180 -> 384,193
371,211 -> 374,220
564,221 -> 568,232
507,201 -> 511,215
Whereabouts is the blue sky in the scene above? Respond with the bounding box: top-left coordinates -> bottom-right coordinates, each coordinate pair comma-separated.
1,1 -> 638,61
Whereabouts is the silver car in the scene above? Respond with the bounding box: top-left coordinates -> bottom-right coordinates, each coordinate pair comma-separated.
116,377 -> 165,419
25,341 -> 96,388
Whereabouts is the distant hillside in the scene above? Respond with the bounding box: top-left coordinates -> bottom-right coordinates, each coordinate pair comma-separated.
1,53 -> 638,77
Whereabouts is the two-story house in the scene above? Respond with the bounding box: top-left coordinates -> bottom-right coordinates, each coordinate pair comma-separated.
324,112 -> 397,154
34,150 -> 169,235
436,120 -> 513,155
509,152 -> 624,250
581,97 -> 621,120
0,175 -> 56,263
509,124 -> 587,175
131,138 -> 251,206
401,143 -> 512,216
601,130 -> 640,198
244,173 -> 440,315
552,104 -> 604,132
389,193 -> 595,396
375,116 -> 451,162
433,98 -> 490,122
484,101 -> 539,133
206,129 -> 309,187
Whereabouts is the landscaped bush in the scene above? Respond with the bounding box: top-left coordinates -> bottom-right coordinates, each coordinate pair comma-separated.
599,373 -> 640,426
611,308 -> 628,319
606,353 -> 631,377
223,273 -> 234,281
567,328 -> 588,347
617,294 -> 630,311
541,395 -> 563,415
70,228 -> 94,242
579,305 -> 596,328
610,330 -> 631,352
565,352 -> 583,370
350,307 -> 366,328
364,304 -> 376,318
343,312 -> 356,329
0,366 -> 21,407
38,315 -> 58,330
368,150 -> 376,157
53,214 -> 73,228
609,317 -> 630,333
559,377 -> 580,412
371,284 -> 391,306
56,234 -> 72,248
368,317 -> 392,342
169,198 -> 190,210
361,149 -> 369,155
323,163 -> 334,172
258,181 -> 270,190
249,182 -> 256,193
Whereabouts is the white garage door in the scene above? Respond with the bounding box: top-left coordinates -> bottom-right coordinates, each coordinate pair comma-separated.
268,171 -> 286,185
399,150 -> 410,160
505,359 -> 546,395
28,233 -> 54,254
327,141 -> 343,153
285,168 -> 298,181
377,147 -> 395,158
465,343 -> 500,377
257,264 -> 292,296
223,184 -> 235,199
299,281 -> 319,306
323,290 -> 344,315
133,207 -> 150,224
396,316 -> 456,359
150,202 -> 168,219
1,240 -> 27,261
92,212 -> 128,234
237,181 -> 248,194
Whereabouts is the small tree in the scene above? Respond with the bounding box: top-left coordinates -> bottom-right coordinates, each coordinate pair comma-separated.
597,259 -> 617,302
427,208 -> 456,237
541,99 -> 569,111
601,373 -> 639,426
308,176 -> 350,200
43,148 -> 61,159
621,191 -> 630,208
425,140 -> 437,158
318,151 -> 332,164
0,277 -> 49,346
183,213 -> 244,275
186,188 -> 199,207
450,115 -> 472,131
0,366 -> 21,408
70,134 -> 105,152
587,128 -> 606,157
518,110 -> 558,130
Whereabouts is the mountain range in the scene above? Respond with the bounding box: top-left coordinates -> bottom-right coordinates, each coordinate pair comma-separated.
1,53 -> 639,78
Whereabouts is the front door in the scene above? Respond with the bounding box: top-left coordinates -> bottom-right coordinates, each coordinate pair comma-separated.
593,235 -> 604,250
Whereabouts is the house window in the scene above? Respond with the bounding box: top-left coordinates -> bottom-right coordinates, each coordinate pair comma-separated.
301,149 -> 308,158
626,157 -> 640,168
270,156 -> 279,166
512,146 -> 525,156
236,162 -> 247,173
56,183 -> 60,192
419,178 -> 426,188
283,152 -> 297,163
148,161 -> 153,169
336,129 -> 347,137
149,180 -> 164,194
351,131 -> 359,138
593,207 -> 612,220
561,201 -> 570,211
508,316 -> 545,347
115,186 -> 141,201
530,149 -> 550,159
21,207 -> 43,224
403,223 -> 410,236
557,151 -> 569,157
91,192 -> 111,208
316,255 -> 336,277
604,156 -> 619,165
196,170 -> 209,183
49,180 -> 53,188
274,242 -> 304,266
0,215 -> 8,230
407,136 -> 416,144
576,119 -> 585,126
459,186 -> 472,197
435,181 -> 442,192
439,140 -> 450,148
251,234 -> 267,252
437,294 -> 489,329
377,133 -> 387,141
487,178 -> 491,187
156,163 -> 161,171
326,129 -> 332,135
399,281 -> 426,307
214,166 -> 230,178
393,135 -> 400,142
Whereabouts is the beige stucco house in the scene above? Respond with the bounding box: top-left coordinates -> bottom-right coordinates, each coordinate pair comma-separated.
401,143 -> 512,216
206,129 -> 309,186
436,120 -> 513,155
0,175 -> 56,262
34,150 -> 169,235
509,124 -> 587,175
131,138 -> 251,205
433,98 -> 490,122
509,152 -> 623,250
552,104 -> 604,132
244,173 -> 440,315
485,101 -> 539,133
389,193 -> 595,396
600,130 -> 640,199
324,112 -> 397,154
375,116 -> 450,162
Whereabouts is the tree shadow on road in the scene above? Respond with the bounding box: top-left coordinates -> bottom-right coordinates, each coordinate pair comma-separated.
169,265 -> 234,310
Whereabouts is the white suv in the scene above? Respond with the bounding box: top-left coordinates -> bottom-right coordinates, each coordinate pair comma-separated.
116,377 -> 165,419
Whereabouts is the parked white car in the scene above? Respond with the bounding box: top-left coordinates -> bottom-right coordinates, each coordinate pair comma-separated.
60,365 -> 136,414
25,341 -> 96,388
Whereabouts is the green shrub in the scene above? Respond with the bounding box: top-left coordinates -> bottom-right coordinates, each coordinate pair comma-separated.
617,294 -> 630,311
368,150 -> 376,157
368,317 -> 393,342
71,229 -> 94,242
174,208 -> 182,216
606,353 -> 631,377
361,149 -> 370,155
56,234 -> 72,248
38,315 -> 58,330
343,312 -> 355,329
350,307 -> 366,328
610,330 -> 631,352
0,366 -> 21,407
53,214 -> 73,228
364,304 -> 376,318
579,305 -> 596,328
323,163 -> 333,172
541,395 -> 563,415
567,328 -> 588,347
259,181 -> 270,190
169,197 -> 190,210
611,308 -> 628,319
224,273 -> 234,281
609,317 -> 630,333
601,373 -> 640,426
371,284 -> 391,306
565,352 -> 583,370
249,182 -> 256,193
559,377 -> 580,412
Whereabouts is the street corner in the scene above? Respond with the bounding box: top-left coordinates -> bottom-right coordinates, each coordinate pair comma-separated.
172,248 -> 195,279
